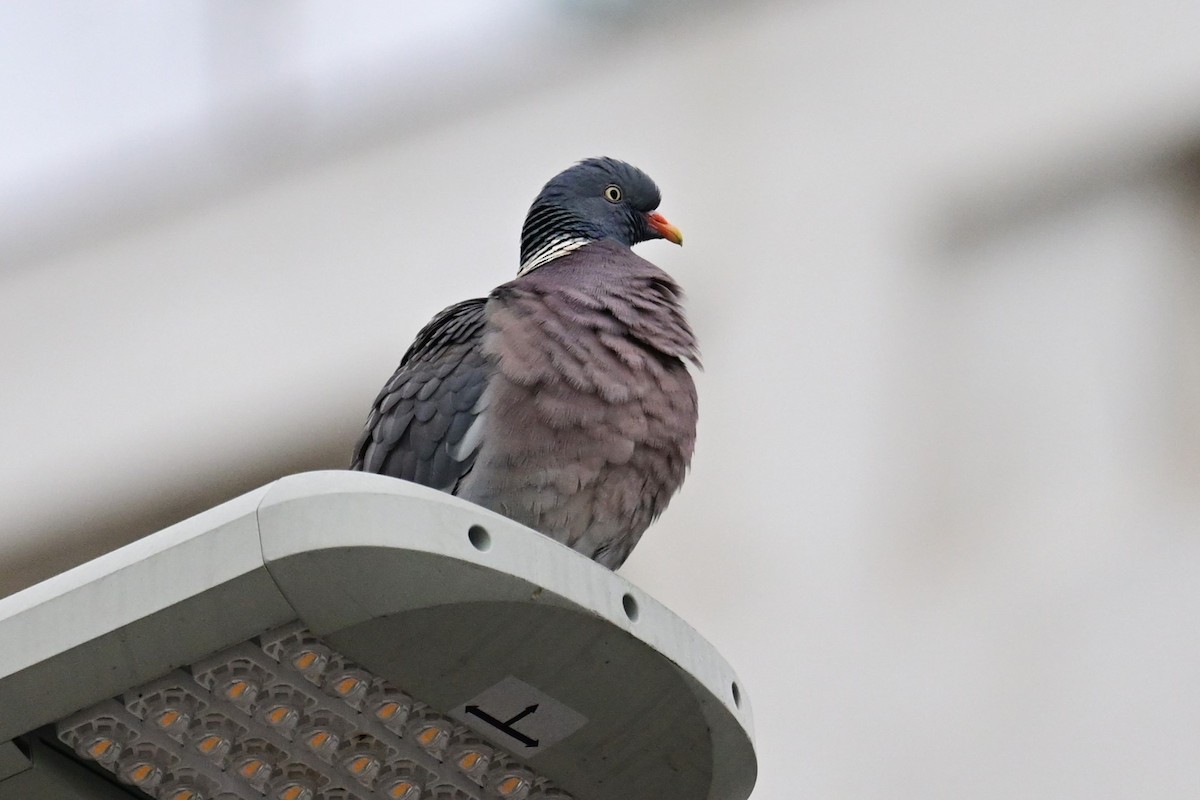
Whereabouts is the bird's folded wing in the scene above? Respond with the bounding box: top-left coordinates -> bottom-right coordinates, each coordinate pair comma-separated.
350,297 -> 490,492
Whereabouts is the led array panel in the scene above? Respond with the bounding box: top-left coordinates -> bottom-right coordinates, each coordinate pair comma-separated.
57,623 -> 572,800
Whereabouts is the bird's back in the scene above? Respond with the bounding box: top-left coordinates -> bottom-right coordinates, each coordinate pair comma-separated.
351,297 -> 490,491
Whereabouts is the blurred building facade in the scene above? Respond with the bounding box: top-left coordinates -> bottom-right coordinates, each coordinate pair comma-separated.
2,1 -> 1199,798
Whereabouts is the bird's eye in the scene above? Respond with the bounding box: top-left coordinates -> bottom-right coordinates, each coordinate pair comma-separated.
603,185 -> 622,203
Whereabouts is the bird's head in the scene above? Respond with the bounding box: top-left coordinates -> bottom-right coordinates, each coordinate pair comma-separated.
519,157 -> 683,273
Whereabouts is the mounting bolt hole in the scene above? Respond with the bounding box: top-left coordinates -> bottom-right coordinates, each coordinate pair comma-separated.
468,525 -> 491,552
732,682 -> 742,708
621,593 -> 639,622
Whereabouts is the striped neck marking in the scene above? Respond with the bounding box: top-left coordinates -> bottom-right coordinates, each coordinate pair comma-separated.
517,236 -> 591,276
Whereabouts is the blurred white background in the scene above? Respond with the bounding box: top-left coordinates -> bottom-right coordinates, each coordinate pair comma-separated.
3,1 -> 1200,797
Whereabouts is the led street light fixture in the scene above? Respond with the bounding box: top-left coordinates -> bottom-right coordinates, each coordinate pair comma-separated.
0,471 -> 756,800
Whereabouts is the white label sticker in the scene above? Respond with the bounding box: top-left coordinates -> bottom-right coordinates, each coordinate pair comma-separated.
449,675 -> 587,755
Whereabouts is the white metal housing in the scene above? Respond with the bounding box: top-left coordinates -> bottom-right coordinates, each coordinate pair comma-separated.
0,471 -> 756,800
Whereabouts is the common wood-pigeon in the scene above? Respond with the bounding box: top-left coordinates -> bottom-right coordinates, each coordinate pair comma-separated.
351,158 -> 698,569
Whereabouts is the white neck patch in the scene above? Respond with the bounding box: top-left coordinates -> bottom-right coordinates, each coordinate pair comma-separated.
517,236 -> 591,276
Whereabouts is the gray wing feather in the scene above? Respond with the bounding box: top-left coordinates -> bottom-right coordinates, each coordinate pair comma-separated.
351,298 -> 490,493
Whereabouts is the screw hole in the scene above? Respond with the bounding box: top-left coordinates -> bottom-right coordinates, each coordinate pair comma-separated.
467,525 -> 491,552
732,682 -> 741,707
621,593 -> 639,622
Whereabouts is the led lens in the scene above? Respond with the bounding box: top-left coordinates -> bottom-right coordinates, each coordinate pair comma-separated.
156,770 -> 217,800
377,760 -> 430,800
230,739 -> 280,793
307,728 -> 339,759
367,686 -> 411,734
189,714 -> 243,767
269,765 -> 320,800
333,676 -> 360,696
237,757 -> 270,782
126,686 -> 201,745
223,678 -> 260,709
493,772 -> 534,800
60,714 -> 134,768
82,735 -> 120,765
192,658 -> 268,714
265,704 -> 298,726
417,725 -> 448,752
347,755 -> 373,773
275,782 -> 313,800
499,777 -> 527,796
324,669 -> 370,709
407,710 -> 453,760
289,647 -> 329,684
293,651 -> 319,670
155,707 -> 190,735
376,700 -> 403,721
128,763 -> 157,784
344,753 -> 380,782
385,779 -> 421,800
159,710 -> 181,726
195,733 -> 230,758
448,735 -> 492,783
117,745 -> 171,791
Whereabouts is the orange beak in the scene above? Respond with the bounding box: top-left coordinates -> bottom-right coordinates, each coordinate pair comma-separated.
646,211 -> 684,246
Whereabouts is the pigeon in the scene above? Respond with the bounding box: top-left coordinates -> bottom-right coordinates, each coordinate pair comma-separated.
351,157 -> 698,569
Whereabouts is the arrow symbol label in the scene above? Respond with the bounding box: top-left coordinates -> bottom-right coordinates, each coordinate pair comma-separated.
463,703 -> 540,747
451,676 -> 588,755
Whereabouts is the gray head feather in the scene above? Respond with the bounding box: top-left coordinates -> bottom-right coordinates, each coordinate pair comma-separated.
519,157 -> 677,270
